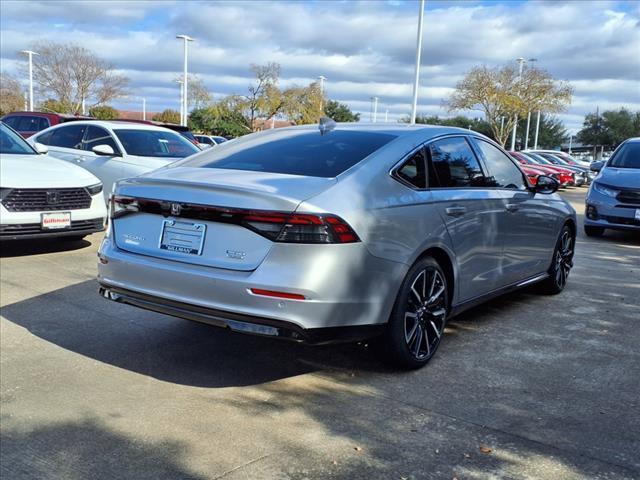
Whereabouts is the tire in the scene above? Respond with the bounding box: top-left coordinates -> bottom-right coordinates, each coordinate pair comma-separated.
584,225 -> 605,237
539,225 -> 574,295
383,257 -> 449,369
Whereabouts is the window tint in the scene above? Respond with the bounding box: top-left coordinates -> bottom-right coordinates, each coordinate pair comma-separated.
3,115 -> 49,132
35,129 -> 53,145
395,148 -> 426,189
475,140 -> 525,190
83,126 -> 120,153
184,130 -> 397,178
48,124 -> 87,149
609,142 -> 640,169
428,137 -> 485,187
2,116 -> 20,128
114,129 -> 199,157
0,124 -> 36,155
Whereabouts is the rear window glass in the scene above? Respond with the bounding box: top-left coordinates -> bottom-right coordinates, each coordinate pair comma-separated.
184,130 -> 397,177
3,115 -> 49,132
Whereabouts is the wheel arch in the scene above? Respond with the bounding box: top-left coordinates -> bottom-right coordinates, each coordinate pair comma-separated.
415,246 -> 456,308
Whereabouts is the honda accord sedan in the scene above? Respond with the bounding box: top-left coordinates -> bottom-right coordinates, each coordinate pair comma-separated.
97,123 -> 576,369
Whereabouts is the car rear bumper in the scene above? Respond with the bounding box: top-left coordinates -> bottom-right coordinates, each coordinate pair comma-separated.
98,283 -> 384,344
97,237 -> 406,332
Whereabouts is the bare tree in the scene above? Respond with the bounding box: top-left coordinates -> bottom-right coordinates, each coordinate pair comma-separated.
0,72 -> 24,115
447,64 -> 573,147
173,74 -> 212,110
26,41 -> 128,114
244,62 -> 280,131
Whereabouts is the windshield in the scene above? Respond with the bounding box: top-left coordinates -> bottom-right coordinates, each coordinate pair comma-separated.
181,130 -> 398,178
114,129 -> 199,158
0,123 -> 36,155
608,142 -> 640,169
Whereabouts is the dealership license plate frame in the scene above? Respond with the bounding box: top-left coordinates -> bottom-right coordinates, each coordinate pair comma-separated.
41,211 -> 72,230
159,219 -> 206,255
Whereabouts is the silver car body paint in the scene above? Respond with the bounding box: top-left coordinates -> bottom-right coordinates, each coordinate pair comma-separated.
98,124 -> 575,336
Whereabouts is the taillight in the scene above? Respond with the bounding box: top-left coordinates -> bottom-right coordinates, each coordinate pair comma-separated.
244,212 -> 359,244
110,195 -> 140,218
109,195 -> 360,244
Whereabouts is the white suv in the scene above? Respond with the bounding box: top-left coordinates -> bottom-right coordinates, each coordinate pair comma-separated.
0,122 -> 107,241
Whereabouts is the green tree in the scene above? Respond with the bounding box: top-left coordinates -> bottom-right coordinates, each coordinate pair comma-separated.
405,114 -> 494,139
324,100 -> 360,122
153,109 -> 181,124
188,97 -> 251,138
516,113 -> 567,149
0,72 -> 24,115
89,105 -> 118,120
447,64 -> 573,147
578,108 -> 640,149
39,98 -> 75,113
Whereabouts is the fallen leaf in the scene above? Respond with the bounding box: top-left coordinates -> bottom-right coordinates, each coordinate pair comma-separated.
354,446 -> 363,452
479,445 -> 492,454
332,460 -> 338,465
463,453 -> 470,458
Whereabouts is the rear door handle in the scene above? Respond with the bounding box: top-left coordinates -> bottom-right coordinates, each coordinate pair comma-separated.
505,203 -> 520,212
445,206 -> 467,217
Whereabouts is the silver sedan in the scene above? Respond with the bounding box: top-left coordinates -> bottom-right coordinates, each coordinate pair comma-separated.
98,123 -> 576,369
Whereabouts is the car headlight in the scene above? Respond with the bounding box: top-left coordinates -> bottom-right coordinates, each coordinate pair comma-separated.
86,183 -> 103,195
592,182 -> 619,197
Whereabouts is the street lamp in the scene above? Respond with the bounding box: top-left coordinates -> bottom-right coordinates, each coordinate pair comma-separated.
510,57 -> 527,151
176,34 -> 194,127
371,96 -> 379,122
142,98 -> 146,121
317,75 -> 326,112
20,50 -> 38,112
175,79 -> 184,124
410,0 -> 425,124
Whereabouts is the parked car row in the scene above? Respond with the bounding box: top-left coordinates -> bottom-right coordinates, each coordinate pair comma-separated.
509,150 -> 595,188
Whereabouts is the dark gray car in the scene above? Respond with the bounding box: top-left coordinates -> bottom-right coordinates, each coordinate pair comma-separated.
97,124 -> 577,369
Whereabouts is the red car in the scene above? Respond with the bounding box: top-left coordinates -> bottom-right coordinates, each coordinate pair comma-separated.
1,111 -> 93,138
509,151 -> 574,187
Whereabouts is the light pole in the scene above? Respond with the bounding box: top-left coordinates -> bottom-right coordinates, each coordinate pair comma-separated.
385,109 -> 389,122
533,110 -> 541,149
176,34 -> 194,126
142,98 -> 146,121
317,75 -> 326,112
20,50 -> 38,111
371,96 -> 379,122
510,57 -> 527,151
568,133 -> 573,154
410,0 -> 425,124
524,110 -> 531,150
175,79 -> 184,124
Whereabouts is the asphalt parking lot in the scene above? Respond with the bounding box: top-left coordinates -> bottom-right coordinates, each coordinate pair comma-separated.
1,188 -> 638,480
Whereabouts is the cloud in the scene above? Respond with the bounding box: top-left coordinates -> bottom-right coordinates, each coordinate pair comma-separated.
1,0 -> 638,130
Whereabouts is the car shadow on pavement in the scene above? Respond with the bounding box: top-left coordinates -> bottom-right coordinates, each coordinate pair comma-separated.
0,417 -> 205,480
0,237 -> 93,258
0,279 -> 394,388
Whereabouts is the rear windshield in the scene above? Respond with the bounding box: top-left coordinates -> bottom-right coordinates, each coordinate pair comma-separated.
114,129 -> 200,158
608,142 -> 640,169
182,130 -> 397,177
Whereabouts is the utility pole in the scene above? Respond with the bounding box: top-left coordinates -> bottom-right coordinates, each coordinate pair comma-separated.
20,50 -> 38,111
371,96 -> 379,122
318,75 -> 326,112
533,110 -> 541,149
410,0 -> 425,124
175,80 -> 184,124
176,34 -> 194,127
510,57 -> 527,151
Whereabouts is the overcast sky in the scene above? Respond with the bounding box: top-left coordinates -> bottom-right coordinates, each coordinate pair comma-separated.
1,0 -> 639,131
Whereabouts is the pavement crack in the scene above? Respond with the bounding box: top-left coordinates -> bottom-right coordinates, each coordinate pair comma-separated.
212,454 -> 271,479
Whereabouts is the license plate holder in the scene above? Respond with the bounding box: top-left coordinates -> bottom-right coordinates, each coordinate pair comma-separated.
159,220 -> 206,255
41,212 -> 71,229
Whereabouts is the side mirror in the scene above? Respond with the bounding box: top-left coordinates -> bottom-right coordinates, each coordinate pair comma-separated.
34,142 -> 48,154
590,160 -> 604,172
534,175 -> 559,194
92,144 -> 116,156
